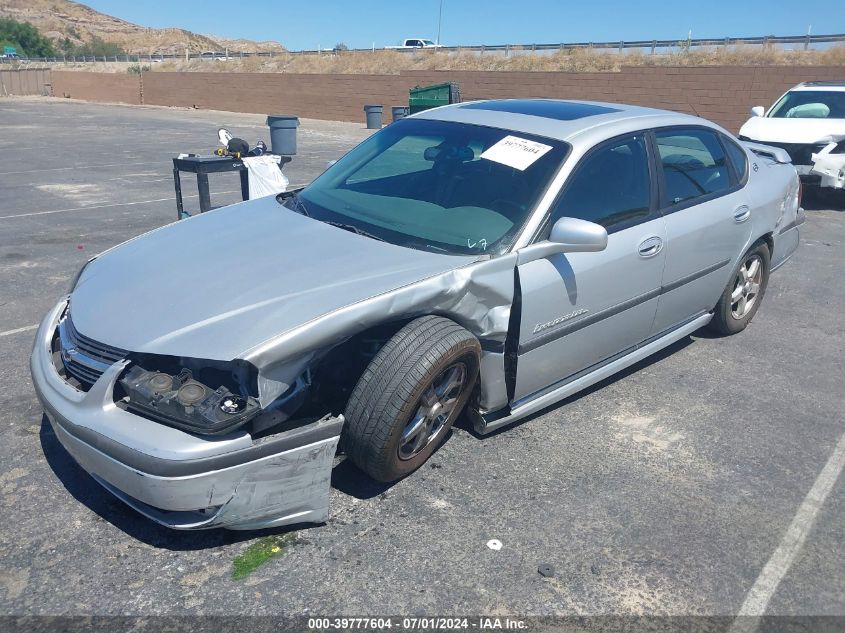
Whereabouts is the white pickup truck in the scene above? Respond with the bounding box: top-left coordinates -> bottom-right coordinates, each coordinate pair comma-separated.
386,38 -> 442,50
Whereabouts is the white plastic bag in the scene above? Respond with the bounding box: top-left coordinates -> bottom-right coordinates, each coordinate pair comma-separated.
242,155 -> 289,199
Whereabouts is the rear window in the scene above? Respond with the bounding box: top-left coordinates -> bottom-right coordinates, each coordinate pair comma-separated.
655,129 -> 732,206
722,136 -> 748,182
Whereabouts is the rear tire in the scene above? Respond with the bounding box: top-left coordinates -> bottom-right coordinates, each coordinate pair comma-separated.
709,242 -> 770,335
343,316 -> 480,482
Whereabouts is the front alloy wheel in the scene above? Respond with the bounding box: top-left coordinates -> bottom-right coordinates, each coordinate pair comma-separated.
343,316 -> 481,482
398,363 -> 467,460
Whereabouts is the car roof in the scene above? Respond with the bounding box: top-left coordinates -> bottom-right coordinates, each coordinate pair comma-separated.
791,81 -> 845,92
414,98 -> 716,144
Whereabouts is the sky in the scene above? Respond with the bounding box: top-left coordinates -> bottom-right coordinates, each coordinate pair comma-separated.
81,0 -> 844,51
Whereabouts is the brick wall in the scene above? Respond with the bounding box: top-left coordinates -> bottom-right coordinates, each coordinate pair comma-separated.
401,66 -> 845,133
140,72 -> 413,122
0,68 -> 50,96
51,71 -> 141,105
50,66 -> 845,133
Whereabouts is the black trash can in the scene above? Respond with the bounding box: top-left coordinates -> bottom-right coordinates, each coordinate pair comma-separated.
364,104 -> 384,129
266,115 -> 300,155
391,106 -> 409,122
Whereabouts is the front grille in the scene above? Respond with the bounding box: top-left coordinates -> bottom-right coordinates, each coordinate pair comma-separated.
754,141 -> 829,166
58,313 -> 128,387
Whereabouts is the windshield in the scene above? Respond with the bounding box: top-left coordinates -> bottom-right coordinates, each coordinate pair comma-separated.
291,118 -> 569,255
769,90 -> 845,119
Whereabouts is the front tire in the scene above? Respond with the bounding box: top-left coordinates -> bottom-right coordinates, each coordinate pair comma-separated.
343,316 -> 480,482
709,242 -> 770,335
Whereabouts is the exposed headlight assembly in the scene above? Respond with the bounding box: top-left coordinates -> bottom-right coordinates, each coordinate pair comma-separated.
119,365 -> 261,435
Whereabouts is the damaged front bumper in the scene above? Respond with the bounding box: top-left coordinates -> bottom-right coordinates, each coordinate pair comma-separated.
811,142 -> 845,190
31,300 -> 343,530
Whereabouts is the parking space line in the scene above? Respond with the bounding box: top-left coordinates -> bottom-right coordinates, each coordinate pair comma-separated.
0,190 -> 240,220
0,324 -> 38,337
0,160 -> 165,176
728,430 -> 845,632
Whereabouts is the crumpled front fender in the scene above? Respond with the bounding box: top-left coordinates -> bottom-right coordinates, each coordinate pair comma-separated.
245,254 -> 519,411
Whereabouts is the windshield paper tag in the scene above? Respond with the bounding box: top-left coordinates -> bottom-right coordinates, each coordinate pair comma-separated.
481,135 -> 553,171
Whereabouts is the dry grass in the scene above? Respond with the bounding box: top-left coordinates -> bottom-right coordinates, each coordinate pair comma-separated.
46,44 -> 845,74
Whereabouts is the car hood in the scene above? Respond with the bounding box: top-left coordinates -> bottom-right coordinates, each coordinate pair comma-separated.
70,197 -> 474,360
739,116 -> 845,144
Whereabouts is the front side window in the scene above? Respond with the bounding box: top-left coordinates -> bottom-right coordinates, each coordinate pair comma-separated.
768,90 -> 845,119
292,119 -> 569,255
550,134 -> 651,231
655,128 -> 732,206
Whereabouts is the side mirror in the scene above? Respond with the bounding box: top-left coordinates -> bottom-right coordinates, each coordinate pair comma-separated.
516,217 -> 608,265
751,106 -> 765,117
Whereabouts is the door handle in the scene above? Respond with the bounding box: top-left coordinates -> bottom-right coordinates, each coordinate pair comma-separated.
734,205 -> 751,223
637,236 -> 663,258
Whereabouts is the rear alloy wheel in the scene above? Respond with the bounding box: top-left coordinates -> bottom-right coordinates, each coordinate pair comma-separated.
343,316 -> 480,482
730,255 -> 763,320
709,242 -> 770,335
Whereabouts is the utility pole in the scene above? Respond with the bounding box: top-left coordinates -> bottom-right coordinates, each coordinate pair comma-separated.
437,0 -> 444,45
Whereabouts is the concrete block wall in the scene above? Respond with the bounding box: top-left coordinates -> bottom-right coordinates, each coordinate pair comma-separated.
48,66 -> 845,133
0,68 -> 51,96
51,71 -> 141,105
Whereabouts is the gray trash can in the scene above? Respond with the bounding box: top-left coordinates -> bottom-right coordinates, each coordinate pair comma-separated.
364,105 -> 383,129
266,115 -> 300,155
391,106 -> 409,122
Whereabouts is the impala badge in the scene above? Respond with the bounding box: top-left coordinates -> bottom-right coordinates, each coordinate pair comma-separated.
533,309 -> 589,334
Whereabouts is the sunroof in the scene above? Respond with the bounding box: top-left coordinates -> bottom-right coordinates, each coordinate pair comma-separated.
461,99 -> 619,121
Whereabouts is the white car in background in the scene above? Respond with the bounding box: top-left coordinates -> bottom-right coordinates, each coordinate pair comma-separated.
739,81 -> 845,194
199,51 -> 231,61
386,38 -> 442,50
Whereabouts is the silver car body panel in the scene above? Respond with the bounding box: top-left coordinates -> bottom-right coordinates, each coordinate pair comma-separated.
478,312 -> 714,433
514,214 -> 667,399
71,198 -> 475,362
31,100 -> 802,529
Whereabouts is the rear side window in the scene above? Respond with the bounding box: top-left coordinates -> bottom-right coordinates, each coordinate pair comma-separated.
723,136 -> 748,182
655,128 -> 731,206
551,134 -> 651,231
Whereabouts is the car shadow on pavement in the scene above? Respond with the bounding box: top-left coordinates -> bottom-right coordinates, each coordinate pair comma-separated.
331,459 -> 391,499
330,429 -> 455,500
461,336 -> 695,439
39,415 -> 303,550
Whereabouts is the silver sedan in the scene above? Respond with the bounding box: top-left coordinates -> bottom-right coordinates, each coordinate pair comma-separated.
31,99 -> 803,529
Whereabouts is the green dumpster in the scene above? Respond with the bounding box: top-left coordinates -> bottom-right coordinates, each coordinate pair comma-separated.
409,82 -> 461,114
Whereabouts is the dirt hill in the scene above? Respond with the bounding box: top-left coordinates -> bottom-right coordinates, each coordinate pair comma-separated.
0,0 -> 285,54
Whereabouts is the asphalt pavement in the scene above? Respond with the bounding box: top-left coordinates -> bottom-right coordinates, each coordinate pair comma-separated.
0,98 -> 842,620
